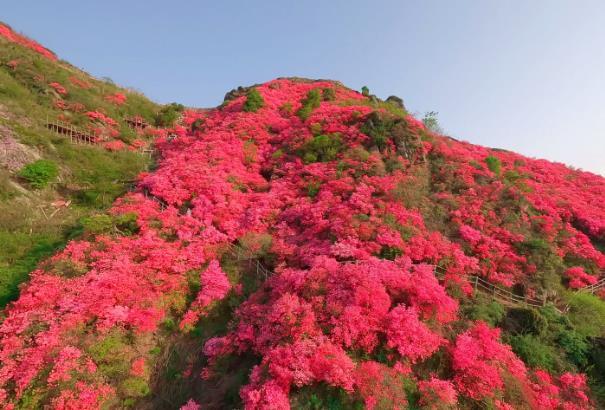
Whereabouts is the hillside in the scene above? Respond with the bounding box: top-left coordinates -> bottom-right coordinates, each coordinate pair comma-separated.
1,25 -> 605,410
0,22 -> 183,307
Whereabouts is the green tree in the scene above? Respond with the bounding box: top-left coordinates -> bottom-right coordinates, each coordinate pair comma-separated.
422,111 -> 443,133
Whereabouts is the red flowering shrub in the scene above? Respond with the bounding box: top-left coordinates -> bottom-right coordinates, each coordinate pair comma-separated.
180,260 -> 231,329
105,92 -> 127,105
103,140 -> 126,151
385,305 -> 444,362
354,361 -> 408,409
451,322 -> 527,401
49,82 -> 67,95
68,76 -> 92,89
565,266 -> 598,289
418,377 -> 457,409
86,111 -> 118,127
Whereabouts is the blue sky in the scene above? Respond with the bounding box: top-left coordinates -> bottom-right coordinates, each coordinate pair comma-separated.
3,1 -> 605,175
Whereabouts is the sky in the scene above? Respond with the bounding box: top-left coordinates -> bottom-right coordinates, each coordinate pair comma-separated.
3,1 -> 605,175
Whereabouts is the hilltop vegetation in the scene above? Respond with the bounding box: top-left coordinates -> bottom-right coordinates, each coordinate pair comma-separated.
1,23 -> 605,410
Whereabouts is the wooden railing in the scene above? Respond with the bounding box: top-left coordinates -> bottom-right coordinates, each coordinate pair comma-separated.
469,275 -> 545,307
223,243 -> 272,280
431,264 -> 546,308
46,118 -> 97,145
579,277 -> 605,294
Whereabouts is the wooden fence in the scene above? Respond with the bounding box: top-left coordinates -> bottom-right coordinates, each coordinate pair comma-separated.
224,243 -> 272,280
579,277 -> 605,294
46,117 -> 97,145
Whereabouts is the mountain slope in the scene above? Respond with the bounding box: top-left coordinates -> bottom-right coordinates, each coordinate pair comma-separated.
1,25 -> 605,410
0,22 -> 168,307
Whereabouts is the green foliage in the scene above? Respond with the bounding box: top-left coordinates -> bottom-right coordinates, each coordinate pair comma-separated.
485,155 -> 502,175
566,292 -> 605,338
0,236 -> 63,306
360,111 -> 393,151
509,334 -> 558,371
297,88 -> 322,121
155,102 -> 184,126
18,159 -> 58,189
291,385 -> 364,410
502,307 -> 548,336
465,296 -> 506,327
80,212 -> 139,236
279,102 -> 293,115
379,245 -> 403,261
558,328 -> 590,367
306,180 -> 322,198
242,88 -> 265,112
120,377 -> 150,399
322,87 -> 336,101
298,133 -> 343,163
422,111 -> 442,133
272,148 -> 284,159
80,214 -> 113,234
361,86 -> 369,96
88,331 -> 131,380
62,147 -> 146,208
191,118 -> 204,132
237,232 -> 274,259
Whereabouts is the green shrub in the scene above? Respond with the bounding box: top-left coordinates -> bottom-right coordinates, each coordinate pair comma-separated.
306,180 -> 322,198
18,159 -> 58,189
114,212 -> 139,235
502,307 -> 548,336
279,102 -> 293,115
558,328 -> 589,367
271,149 -> 284,159
80,212 -> 139,236
298,134 -> 343,163
361,86 -> 370,96
81,214 -> 113,234
297,89 -> 322,121
121,377 -> 150,398
191,118 -> 204,132
322,87 -> 336,101
242,88 -> 265,112
464,296 -> 506,326
379,246 -> 402,261
422,111 -> 442,133
485,155 -> 502,175
566,292 -> 605,338
509,334 -> 558,371
155,102 -> 184,126
360,111 -> 393,151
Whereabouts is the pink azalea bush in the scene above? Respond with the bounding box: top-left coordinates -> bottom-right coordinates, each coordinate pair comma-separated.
0,78 -> 600,408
